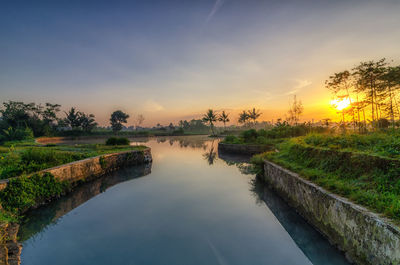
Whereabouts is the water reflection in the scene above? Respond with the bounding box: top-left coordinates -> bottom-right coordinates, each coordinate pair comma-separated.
202,140 -> 218,165
249,177 -> 350,265
18,136 -> 349,265
18,164 -> 151,243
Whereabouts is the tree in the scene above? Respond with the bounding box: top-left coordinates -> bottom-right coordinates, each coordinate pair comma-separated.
287,95 -> 304,125
380,66 -> 400,127
247,108 -> 262,126
134,114 -> 145,129
64,107 -> 97,132
64,107 -> 81,129
79,113 -> 97,132
325,70 -> 356,128
110,110 -> 129,133
42,103 -> 61,127
202,109 -> 217,135
218,111 -> 230,130
352,59 -> 387,125
238,110 -> 250,126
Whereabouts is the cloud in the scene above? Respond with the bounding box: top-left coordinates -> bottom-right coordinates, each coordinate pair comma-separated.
294,79 -> 312,89
143,100 -> 164,112
284,79 -> 312,95
206,0 -> 226,23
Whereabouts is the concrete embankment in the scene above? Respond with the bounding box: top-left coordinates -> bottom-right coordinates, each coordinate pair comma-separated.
0,148 -> 152,191
262,160 -> 400,265
0,148 -> 152,264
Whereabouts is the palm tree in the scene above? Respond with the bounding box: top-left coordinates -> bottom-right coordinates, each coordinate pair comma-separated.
238,110 -> 250,126
202,109 -> 217,135
248,108 -> 262,126
218,111 -> 230,130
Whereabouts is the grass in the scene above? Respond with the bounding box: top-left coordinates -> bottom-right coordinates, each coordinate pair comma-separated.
0,139 -> 148,224
253,135 -> 400,223
302,132 -> 400,158
222,129 -> 283,145
0,139 -> 147,180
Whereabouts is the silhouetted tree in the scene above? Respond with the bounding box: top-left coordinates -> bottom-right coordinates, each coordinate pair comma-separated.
110,110 -> 129,133
247,108 -> 261,126
202,109 -> 217,135
218,111 -> 230,130
287,95 -> 304,125
238,110 -> 250,126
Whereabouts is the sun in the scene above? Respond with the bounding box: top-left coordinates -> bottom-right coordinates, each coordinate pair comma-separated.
330,98 -> 351,111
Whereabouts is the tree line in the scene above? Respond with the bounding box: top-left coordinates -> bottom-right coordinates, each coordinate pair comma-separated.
326,58 -> 400,130
0,100 -> 141,141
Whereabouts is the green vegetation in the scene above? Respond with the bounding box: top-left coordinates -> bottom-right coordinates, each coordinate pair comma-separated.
202,109 -> 218,135
0,140 -> 145,180
326,58 -> 400,131
252,133 -> 400,222
0,140 -> 147,223
0,172 -> 70,214
110,110 -> 129,133
105,137 -> 130,146
223,124 -> 327,145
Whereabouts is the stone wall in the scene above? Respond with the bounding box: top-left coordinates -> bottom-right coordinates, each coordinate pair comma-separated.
262,160 -> 400,265
0,148 -> 152,192
218,142 -> 271,155
0,223 -> 20,265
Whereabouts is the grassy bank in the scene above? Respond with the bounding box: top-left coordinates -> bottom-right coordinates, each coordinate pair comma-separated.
252,134 -> 400,223
0,139 -> 146,180
0,139 -> 147,224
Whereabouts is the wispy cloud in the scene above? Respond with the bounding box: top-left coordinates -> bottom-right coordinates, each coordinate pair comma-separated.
285,79 -> 312,95
294,79 -> 312,89
206,0 -> 226,23
143,100 -> 164,112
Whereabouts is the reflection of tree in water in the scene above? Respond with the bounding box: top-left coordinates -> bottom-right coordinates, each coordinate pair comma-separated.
203,146 -> 217,165
218,151 -> 256,175
157,137 -> 167,143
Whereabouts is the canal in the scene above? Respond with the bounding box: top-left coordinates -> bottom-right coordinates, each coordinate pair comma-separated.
19,136 -> 350,265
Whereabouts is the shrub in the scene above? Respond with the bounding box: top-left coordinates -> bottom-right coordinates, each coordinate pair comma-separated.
0,172 -> 70,213
266,139 -> 400,220
105,137 -> 130,146
241,129 -> 258,142
172,128 -> 184,135
0,127 -> 34,143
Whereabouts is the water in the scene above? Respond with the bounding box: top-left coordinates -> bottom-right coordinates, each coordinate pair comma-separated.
19,136 -> 350,265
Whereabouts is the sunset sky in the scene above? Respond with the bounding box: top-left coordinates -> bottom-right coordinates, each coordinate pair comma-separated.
1,0 -> 400,126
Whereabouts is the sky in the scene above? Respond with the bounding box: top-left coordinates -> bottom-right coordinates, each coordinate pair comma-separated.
1,0 -> 400,126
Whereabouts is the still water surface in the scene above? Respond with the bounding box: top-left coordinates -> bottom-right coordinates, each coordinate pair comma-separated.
19,136 -> 350,265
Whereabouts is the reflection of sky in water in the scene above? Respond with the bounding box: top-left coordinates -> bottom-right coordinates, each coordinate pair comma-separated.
20,136 -> 349,265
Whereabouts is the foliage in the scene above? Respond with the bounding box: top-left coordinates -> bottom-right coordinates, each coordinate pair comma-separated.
287,95 -> 304,125
0,127 -> 33,143
326,58 -> 400,130
110,110 -> 129,133
105,137 -> 130,145
263,139 -> 400,221
202,109 -> 218,135
247,108 -> 262,125
0,101 -> 61,137
302,132 -> 400,158
0,143 -> 145,180
0,172 -> 70,213
238,110 -> 250,126
218,111 -> 230,129
63,107 -> 97,132
223,129 -> 280,145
